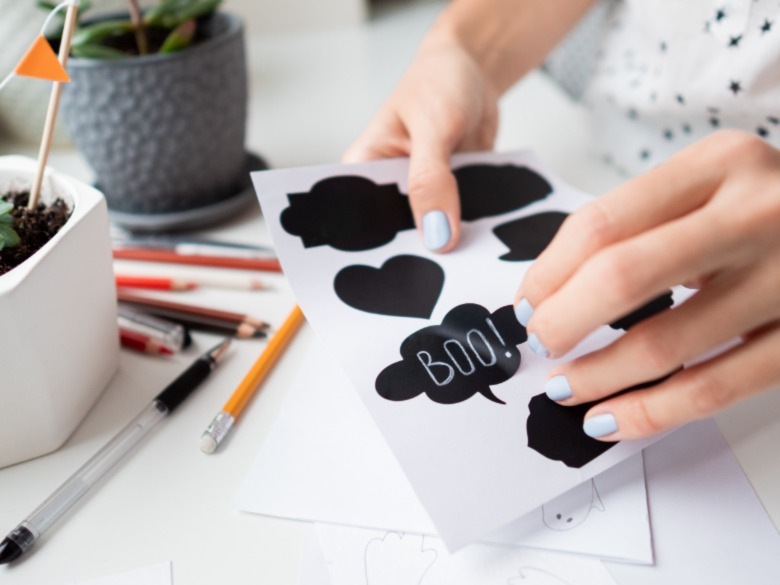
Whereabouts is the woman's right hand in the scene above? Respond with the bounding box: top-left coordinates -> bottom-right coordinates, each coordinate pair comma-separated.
342,33 -> 500,253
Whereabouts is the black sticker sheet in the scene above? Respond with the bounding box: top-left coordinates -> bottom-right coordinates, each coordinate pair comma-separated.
251,151 -> 681,549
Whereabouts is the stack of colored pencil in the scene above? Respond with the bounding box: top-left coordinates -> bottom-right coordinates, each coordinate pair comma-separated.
117,291 -> 269,339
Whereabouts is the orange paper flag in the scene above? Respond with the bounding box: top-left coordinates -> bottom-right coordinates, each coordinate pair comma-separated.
14,35 -> 70,83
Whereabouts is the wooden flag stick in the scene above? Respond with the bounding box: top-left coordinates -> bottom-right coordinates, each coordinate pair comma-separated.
28,1 -> 79,210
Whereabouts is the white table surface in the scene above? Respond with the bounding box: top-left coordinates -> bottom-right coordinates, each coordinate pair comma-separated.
1,2 -> 779,584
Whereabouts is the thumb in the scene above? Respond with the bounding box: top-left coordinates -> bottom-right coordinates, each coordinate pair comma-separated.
407,126 -> 461,253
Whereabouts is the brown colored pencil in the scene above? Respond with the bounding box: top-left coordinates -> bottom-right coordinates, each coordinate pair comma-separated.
116,290 -> 269,330
127,310 -> 265,339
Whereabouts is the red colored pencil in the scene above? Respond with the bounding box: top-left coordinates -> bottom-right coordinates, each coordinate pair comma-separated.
112,247 -> 282,272
115,275 -> 197,291
115,273 -> 268,292
119,328 -> 174,355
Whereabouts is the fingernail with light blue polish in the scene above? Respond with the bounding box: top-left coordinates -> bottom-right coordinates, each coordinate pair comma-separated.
584,413 -> 619,438
422,210 -> 451,251
515,298 -> 534,327
528,333 -> 549,358
545,375 -> 572,401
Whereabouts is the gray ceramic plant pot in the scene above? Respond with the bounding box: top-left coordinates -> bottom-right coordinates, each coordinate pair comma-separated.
60,12 -> 257,230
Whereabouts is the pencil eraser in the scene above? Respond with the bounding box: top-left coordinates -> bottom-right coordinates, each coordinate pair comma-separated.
200,434 -> 217,454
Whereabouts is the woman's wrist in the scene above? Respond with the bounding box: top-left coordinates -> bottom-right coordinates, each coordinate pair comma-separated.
426,0 -> 598,95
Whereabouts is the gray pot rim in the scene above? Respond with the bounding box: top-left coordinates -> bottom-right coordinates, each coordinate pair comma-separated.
66,11 -> 243,70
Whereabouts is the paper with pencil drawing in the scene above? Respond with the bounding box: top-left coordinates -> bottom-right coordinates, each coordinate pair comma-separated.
235,341 -> 653,564
251,151 -> 681,548
312,523 -> 620,585
298,421 -> 780,585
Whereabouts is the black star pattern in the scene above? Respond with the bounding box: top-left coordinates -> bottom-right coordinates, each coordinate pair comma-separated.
715,8 -> 726,22
627,108 -> 638,120
660,41 -> 668,52
728,35 -> 743,47
663,129 -> 674,140
757,127 -> 769,138
708,106 -> 720,114
676,94 -> 686,105
761,19 -> 773,34
682,123 -> 692,134
710,116 -> 720,128
729,80 -> 742,95
768,116 -> 780,125
640,149 -> 651,160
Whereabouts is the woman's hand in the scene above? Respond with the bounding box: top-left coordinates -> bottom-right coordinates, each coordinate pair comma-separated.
343,0 -> 597,252
515,131 -> 780,440
343,35 -> 500,253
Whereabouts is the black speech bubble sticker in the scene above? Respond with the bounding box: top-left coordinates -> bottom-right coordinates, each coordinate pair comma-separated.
454,164 -> 553,220
493,212 -> 569,261
334,255 -> 445,319
527,375 -> 673,468
376,303 -> 528,405
526,395 -> 617,469
609,290 -> 675,330
280,176 -> 415,251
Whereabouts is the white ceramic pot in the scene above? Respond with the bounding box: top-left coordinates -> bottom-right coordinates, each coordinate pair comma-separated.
0,156 -> 118,469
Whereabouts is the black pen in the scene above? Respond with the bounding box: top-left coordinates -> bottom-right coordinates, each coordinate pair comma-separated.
0,338 -> 231,565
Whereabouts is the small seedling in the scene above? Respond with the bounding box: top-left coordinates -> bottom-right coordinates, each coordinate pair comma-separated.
0,201 -> 20,251
40,0 -> 222,58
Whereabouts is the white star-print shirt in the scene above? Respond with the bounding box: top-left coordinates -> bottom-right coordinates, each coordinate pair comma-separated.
562,0 -> 780,176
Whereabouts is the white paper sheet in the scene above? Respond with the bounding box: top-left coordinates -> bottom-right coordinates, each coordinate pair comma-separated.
236,341 -> 652,564
314,524 -> 620,585
303,420 -> 780,585
300,524 -> 334,585
62,563 -> 172,585
605,419 -> 780,584
252,151 -> 670,548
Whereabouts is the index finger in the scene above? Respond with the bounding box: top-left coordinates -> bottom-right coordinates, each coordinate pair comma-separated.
514,138 -> 728,324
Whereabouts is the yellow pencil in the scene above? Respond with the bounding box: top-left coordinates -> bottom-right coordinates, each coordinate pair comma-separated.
200,305 -> 305,454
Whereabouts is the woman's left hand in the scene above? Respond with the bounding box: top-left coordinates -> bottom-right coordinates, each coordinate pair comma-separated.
514,130 -> 780,441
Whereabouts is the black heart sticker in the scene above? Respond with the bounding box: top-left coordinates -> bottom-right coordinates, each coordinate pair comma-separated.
334,255 -> 445,319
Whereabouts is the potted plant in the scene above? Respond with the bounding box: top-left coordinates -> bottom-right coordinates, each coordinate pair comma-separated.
0,2 -> 119,468
0,155 -> 119,469
50,0 -> 260,231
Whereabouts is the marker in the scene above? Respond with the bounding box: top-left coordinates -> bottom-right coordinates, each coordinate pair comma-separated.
117,304 -> 190,351
0,338 -> 231,565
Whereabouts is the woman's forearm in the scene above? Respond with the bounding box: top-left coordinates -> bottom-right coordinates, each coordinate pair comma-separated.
426,0 -> 598,94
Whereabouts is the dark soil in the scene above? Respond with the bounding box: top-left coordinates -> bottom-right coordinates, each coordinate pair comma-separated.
0,192 -> 71,277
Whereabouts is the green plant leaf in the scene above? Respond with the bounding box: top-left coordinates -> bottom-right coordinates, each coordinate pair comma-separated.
72,20 -> 134,48
71,44 -> 127,59
0,224 -> 20,249
160,19 -> 196,53
37,0 -> 93,11
0,201 -> 13,216
145,0 -> 222,28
